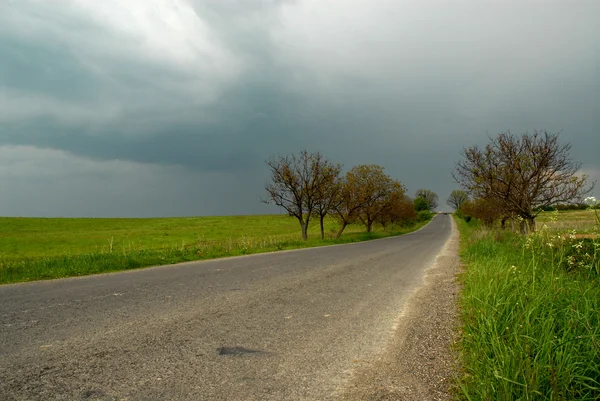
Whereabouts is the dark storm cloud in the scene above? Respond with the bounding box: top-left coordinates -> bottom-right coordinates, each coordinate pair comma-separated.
0,74 -> 328,172
0,0 -> 598,216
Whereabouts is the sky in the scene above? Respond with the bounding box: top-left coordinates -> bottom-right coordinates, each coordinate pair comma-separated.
1,0 -> 598,217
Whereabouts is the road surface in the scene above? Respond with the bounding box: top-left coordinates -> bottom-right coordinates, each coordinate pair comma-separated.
1,214 -> 454,400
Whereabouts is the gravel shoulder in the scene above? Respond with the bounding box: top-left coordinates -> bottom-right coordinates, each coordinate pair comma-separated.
340,216 -> 461,400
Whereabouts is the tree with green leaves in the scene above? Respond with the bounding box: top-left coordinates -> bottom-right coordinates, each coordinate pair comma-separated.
413,197 -> 429,212
446,190 -> 469,210
415,189 -> 438,211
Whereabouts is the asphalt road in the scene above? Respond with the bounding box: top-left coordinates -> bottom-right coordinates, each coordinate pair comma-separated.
1,214 -> 453,400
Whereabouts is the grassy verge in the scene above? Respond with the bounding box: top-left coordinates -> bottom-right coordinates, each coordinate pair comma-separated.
0,216 -> 431,284
455,216 -> 600,399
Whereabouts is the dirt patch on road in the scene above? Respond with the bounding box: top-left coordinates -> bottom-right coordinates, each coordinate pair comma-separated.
340,217 -> 461,400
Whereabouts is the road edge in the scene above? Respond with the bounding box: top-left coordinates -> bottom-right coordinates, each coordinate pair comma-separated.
339,214 -> 461,400
1,215 -> 440,288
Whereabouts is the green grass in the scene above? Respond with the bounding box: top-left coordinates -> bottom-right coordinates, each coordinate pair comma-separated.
0,215 -> 316,261
455,215 -> 600,400
0,215 -> 430,284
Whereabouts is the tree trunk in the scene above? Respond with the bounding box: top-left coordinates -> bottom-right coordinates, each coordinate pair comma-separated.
527,217 -> 536,233
319,215 -> 325,240
336,221 -> 348,239
519,219 -> 528,235
297,216 -> 309,241
366,220 -> 373,233
301,223 -> 308,241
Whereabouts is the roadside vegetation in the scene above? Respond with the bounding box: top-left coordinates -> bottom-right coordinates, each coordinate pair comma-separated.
451,130 -> 599,399
455,210 -> 599,399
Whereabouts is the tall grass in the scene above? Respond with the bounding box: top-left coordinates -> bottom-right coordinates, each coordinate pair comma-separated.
0,221 -> 428,284
456,217 -> 600,400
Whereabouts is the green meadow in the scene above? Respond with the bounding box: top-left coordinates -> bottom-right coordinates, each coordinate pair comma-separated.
536,209 -> 599,233
0,215 -> 320,261
0,214 -> 430,284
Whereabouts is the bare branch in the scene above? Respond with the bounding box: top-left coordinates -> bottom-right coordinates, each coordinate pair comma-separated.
453,130 -> 593,233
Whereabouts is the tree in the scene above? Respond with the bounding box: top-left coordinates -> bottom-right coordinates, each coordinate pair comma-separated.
378,185 -> 414,229
331,165 -> 398,236
389,198 -> 417,228
454,130 -> 593,233
263,150 -> 340,241
413,197 -> 429,212
312,163 -> 343,239
352,165 -> 395,233
460,197 -> 503,227
415,189 -> 438,211
331,175 -> 364,238
446,190 -> 469,210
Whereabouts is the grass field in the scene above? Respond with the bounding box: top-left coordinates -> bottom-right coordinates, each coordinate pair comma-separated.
455,210 -> 600,399
0,214 -> 431,284
536,209 -> 599,233
0,215 -> 337,261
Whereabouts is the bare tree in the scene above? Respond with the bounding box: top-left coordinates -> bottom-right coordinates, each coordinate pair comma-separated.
415,189 -> 439,211
313,162 -> 343,239
264,150 -> 340,241
446,190 -> 469,210
454,130 -> 593,233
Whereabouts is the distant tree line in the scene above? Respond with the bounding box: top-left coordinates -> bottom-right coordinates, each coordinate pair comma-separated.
451,130 -> 594,234
263,150 -> 437,240
535,203 -> 600,212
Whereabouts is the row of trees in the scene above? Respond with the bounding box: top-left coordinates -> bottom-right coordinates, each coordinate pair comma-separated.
263,150 -> 436,240
451,130 -> 593,233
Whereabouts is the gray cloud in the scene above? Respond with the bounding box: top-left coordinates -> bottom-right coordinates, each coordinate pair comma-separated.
0,0 -> 598,216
